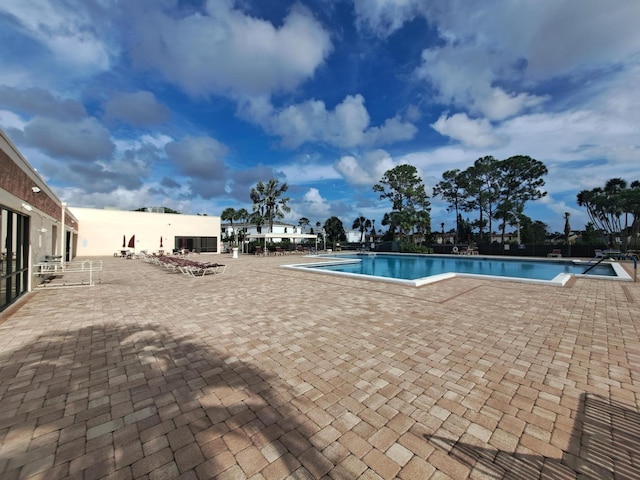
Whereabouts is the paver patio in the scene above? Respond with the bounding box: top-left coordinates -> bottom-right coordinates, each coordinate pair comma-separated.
0,254 -> 638,479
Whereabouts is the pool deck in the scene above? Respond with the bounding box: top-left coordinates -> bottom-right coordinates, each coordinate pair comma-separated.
0,254 -> 638,479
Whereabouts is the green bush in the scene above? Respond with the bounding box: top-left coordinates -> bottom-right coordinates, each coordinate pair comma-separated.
399,241 -> 433,254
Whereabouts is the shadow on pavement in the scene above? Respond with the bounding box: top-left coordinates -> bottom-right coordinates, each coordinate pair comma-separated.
425,392 -> 640,479
0,323 -> 331,478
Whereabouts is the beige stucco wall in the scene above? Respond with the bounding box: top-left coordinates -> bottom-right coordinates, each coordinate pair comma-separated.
71,207 -> 221,256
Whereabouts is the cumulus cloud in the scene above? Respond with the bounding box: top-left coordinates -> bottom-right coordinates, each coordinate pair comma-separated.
0,86 -> 87,120
334,149 -> 397,186
104,91 -> 170,126
417,46 -> 547,121
129,3 -> 332,98
0,110 -> 27,132
165,136 -> 228,179
38,155 -> 145,194
355,0 -> 640,77
163,135 -> 235,199
24,116 -> 114,161
241,94 -> 417,149
523,1 -> 640,78
352,0 -> 424,36
431,113 -> 503,149
301,188 -> 331,217
0,0 -> 113,74
365,115 -> 418,145
358,1 -> 639,123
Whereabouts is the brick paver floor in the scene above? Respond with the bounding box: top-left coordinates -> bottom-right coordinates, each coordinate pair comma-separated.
0,254 -> 638,479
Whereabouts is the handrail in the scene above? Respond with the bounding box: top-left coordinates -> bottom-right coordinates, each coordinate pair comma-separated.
583,256 -> 605,275
584,253 -> 638,282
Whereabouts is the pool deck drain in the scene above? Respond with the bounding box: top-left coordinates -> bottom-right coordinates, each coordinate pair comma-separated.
0,254 -> 638,479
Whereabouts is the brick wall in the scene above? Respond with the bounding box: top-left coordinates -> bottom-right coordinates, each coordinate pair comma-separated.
0,149 -> 63,221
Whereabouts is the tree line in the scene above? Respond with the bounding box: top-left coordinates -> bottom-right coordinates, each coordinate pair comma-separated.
221,156 -> 639,250
577,178 -> 640,249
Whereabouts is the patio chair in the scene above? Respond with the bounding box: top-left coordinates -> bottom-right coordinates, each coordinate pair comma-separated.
255,246 -> 265,256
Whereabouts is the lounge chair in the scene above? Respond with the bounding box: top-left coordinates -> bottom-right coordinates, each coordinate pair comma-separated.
547,249 -> 562,258
180,263 -> 226,277
255,246 -> 265,256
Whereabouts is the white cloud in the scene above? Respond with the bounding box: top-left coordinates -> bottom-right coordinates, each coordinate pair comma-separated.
431,113 -> 503,149
334,149 -> 397,186
360,1 -> 639,123
417,46 -> 547,121
130,3 -> 332,98
241,94 -> 417,149
278,156 -> 341,184
352,0 -> 423,36
355,0 -> 640,77
301,188 -> 331,217
0,109 -> 27,131
364,115 -> 418,145
0,0 -> 113,74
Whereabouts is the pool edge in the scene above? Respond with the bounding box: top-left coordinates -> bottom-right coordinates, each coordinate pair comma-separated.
281,253 -> 632,287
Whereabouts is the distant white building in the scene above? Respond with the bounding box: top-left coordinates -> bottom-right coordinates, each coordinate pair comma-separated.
221,221 -> 319,252
222,221 -> 308,242
345,229 -> 366,243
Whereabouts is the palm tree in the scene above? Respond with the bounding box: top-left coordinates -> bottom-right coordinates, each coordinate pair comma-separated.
235,208 -> 249,250
250,179 -> 291,233
352,216 -> 371,243
626,181 -> 640,248
221,207 -> 237,244
578,178 -> 628,248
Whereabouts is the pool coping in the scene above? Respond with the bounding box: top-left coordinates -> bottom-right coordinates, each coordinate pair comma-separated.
280,252 -> 633,287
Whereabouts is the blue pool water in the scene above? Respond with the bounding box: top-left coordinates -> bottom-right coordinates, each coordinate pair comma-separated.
285,253 -> 627,286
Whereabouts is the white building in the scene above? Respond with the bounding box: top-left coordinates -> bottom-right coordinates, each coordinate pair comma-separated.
222,221 -> 307,240
73,207 -> 221,256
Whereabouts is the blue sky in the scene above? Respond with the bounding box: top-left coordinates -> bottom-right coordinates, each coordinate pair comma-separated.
1,0 -> 639,234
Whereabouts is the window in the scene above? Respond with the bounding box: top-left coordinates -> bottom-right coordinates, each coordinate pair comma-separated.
1,207 -> 30,312
174,236 -> 218,253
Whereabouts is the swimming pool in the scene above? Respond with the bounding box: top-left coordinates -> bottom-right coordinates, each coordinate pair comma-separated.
282,253 -> 632,287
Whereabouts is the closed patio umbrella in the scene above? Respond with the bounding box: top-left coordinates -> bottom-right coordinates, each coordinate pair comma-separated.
160,236 -> 163,248
122,235 -> 126,248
